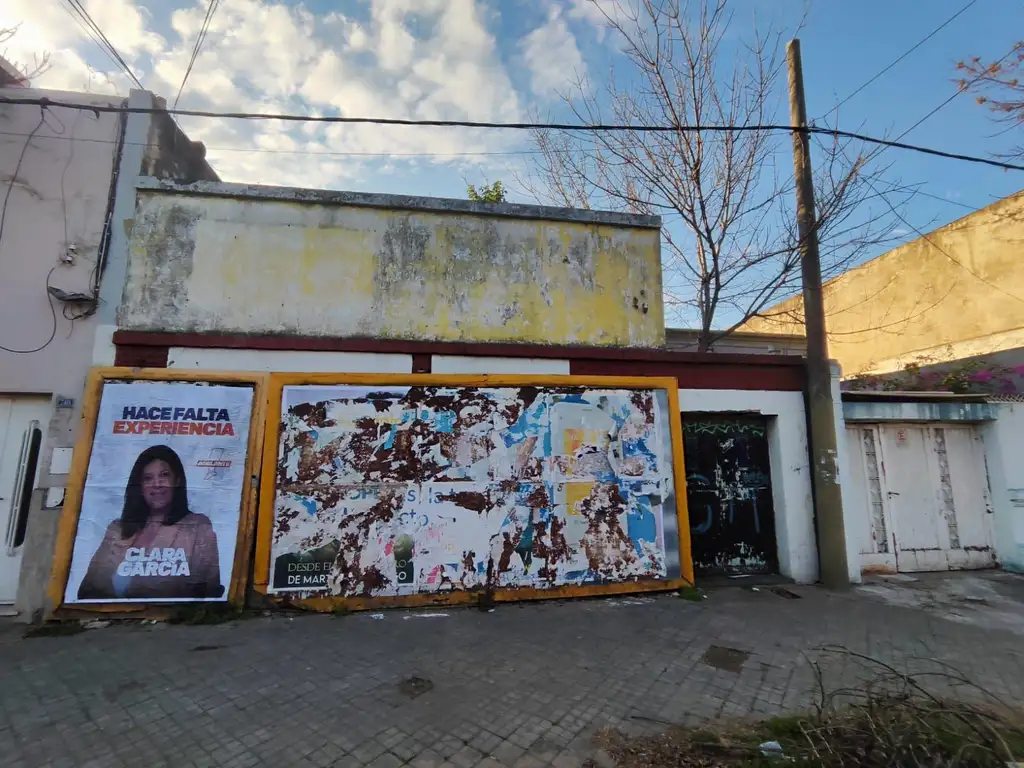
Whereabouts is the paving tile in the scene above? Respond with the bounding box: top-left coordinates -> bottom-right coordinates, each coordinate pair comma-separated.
2,580 -> 1024,767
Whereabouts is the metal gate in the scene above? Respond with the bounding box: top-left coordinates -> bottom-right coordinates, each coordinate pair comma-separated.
681,413 -> 778,575
845,423 -> 997,573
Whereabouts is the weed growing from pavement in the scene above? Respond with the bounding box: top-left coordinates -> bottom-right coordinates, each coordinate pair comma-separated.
677,585 -> 706,601
592,646 -> 1024,767
23,622 -> 87,639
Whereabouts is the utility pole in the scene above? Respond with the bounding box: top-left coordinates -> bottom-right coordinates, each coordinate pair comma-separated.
786,39 -> 850,590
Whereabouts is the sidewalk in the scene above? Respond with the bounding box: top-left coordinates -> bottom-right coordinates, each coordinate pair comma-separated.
2,576 -> 1023,767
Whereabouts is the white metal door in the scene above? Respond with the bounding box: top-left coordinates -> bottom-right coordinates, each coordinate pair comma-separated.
844,425 -> 897,573
0,397 -> 50,610
846,423 -> 997,573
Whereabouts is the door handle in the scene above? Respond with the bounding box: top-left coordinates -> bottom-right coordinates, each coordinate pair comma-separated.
887,491 -> 900,497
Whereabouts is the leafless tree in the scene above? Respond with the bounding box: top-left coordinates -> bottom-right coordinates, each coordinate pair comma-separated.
0,24 -> 51,85
516,0 -> 904,350
957,41 -> 1024,159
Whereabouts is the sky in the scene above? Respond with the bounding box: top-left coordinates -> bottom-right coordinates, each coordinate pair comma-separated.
2,0 -> 1022,326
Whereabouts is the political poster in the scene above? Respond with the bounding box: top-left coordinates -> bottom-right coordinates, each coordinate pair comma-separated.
64,380 -> 254,604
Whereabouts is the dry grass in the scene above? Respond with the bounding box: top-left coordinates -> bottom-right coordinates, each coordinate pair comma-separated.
592,646 -> 1024,767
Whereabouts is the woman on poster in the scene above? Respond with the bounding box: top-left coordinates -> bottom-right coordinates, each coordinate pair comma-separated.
77,445 -> 225,600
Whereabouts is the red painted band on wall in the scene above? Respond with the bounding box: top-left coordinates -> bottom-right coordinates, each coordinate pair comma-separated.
113,331 -> 804,366
110,331 -> 805,391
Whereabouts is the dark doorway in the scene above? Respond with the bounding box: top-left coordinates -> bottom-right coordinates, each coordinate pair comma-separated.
681,413 -> 779,575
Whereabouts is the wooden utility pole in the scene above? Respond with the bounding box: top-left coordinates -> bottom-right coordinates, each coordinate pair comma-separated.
786,39 -> 850,589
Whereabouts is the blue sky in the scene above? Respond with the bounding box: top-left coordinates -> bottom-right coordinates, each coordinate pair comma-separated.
3,0 -> 1022,326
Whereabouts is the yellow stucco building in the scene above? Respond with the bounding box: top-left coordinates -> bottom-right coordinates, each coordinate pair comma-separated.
741,190 -> 1024,377
120,179 -> 665,349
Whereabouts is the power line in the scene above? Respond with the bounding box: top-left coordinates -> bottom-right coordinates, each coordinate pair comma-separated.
892,44 -> 1022,146
0,126 -> 992,211
0,128 -> 541,157
826,0 -> 979,117
174,0 -> 220,109
58,0 -> 144,90
912,188 -> 979,212
864,175 -> 1024,306
3,95 -> 1024,172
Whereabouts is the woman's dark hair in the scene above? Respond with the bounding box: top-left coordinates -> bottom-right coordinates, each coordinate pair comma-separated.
120,445 -> 190,538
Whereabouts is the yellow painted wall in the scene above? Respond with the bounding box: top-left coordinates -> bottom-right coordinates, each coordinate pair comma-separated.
120,191 -> 664,347
740,191 -> 1024,376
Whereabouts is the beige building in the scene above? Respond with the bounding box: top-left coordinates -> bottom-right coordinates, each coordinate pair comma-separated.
741,190 -> 1024,378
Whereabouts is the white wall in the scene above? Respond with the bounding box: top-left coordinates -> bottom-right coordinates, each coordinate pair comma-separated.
981,402 -> 1024,573
166,348 -> 413,373
0,90 -> 121,397
677,388 -> 819,584
165,350 -> 574,376
431,356 -> 570,375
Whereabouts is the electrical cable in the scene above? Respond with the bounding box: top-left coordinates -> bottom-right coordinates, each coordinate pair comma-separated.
0,127 -> 543,157
0,127 -> 1001,210
858,44 -> 1024,170
0,109 -> 83,354
1,95 -> 1022,171
58,0 -> 144,90
174,0 -> 220,109
0,269 -> 59,355
0,110 -> 61,353
824,0 -> 979,118
0,110 -> 45,265
862,174 -> 1024,306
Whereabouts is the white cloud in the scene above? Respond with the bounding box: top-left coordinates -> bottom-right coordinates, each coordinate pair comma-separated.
566,0 -> 622,42
1,0 -> 533,189
521,4 -> 586,98
0,0 -> 146,93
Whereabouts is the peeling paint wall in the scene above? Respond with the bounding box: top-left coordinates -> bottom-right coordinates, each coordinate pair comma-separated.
119,187 -> 664,347
268,385 -> 680,597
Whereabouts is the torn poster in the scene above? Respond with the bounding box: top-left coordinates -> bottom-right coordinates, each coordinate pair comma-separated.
269,384 -> 682,596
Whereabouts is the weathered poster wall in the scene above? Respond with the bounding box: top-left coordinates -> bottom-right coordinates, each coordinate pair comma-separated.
268,384 -> 682,598
63,381 -> 254,604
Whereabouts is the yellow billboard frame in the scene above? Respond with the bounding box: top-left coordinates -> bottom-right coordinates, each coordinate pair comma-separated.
47,367 -> 269,617
254,373 -> 692,612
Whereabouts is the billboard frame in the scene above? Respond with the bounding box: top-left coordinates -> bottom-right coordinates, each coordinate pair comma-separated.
254,372 -> 691,612
47,367 -> 269,618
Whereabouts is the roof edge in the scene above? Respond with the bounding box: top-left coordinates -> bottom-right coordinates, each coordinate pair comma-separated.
133,177 -> 663,229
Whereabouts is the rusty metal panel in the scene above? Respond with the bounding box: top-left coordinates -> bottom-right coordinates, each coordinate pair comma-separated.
681,414 -> 777,575
267,384 -> 681,597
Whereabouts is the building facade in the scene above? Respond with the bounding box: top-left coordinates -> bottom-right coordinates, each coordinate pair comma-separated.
20,166 -> 853,619
740,191 -> 1024,379
1,87 -> 215,620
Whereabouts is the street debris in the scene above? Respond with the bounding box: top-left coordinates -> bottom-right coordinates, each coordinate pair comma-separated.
758,740 -> 786,758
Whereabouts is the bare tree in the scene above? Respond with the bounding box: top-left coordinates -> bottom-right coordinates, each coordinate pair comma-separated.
516,0 -> 902,350
957,41 -> 1024,159
0,24 -> 51,86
